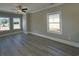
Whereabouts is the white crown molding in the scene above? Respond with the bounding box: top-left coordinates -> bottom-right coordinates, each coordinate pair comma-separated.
31,3 -> 64,13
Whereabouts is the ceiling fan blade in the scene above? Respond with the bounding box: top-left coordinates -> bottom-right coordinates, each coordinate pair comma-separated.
22,8 -> 28,10
22,10 -> 26,12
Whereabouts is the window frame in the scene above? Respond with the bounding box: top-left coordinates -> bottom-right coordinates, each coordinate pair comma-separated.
13,17 -> 21,30
47,11 -> 62,34
0,17 -> 10,32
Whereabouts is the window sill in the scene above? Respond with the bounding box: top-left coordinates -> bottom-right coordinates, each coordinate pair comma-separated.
0,30 -> 10,32
47,31 -> 62,35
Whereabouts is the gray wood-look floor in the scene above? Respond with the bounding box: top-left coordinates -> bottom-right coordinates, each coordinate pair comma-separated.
0,32 -> 79,56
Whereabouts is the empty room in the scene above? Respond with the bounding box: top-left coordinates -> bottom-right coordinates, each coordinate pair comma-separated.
0,3 -> 79,56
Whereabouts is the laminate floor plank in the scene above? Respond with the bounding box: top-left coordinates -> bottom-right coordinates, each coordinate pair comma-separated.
0,32 -> 79,56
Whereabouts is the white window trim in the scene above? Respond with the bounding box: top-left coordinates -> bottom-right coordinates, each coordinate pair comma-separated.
47,11 -> 63,35
0,17 -> 10,32
13,18 -> 21,30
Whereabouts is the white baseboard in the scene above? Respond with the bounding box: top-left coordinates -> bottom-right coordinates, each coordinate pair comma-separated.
27,32 -> 79,48
0,31 -> 22,37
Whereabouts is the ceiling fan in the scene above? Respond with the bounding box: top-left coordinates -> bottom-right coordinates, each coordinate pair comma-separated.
16,5 -> 28,13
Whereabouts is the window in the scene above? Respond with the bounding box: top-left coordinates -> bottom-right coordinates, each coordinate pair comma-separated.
47,11 -> 62,34
0,17 -> 10,31
13,18 -> 21,29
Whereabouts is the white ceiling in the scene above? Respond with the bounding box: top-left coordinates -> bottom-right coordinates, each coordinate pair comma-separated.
0,3 -> 51,13
0,3 -> 63,13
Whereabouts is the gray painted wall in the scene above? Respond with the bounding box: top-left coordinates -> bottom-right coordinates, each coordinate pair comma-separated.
29,4 -> 79,43
22,14 -> 27,32
27,14 -> 31,32
22,14 -> 31,33
0,11 -> 22,35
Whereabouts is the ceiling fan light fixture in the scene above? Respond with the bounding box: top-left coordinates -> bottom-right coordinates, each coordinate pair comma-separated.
15,5 -> 28,14
16,5 -> 22,10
